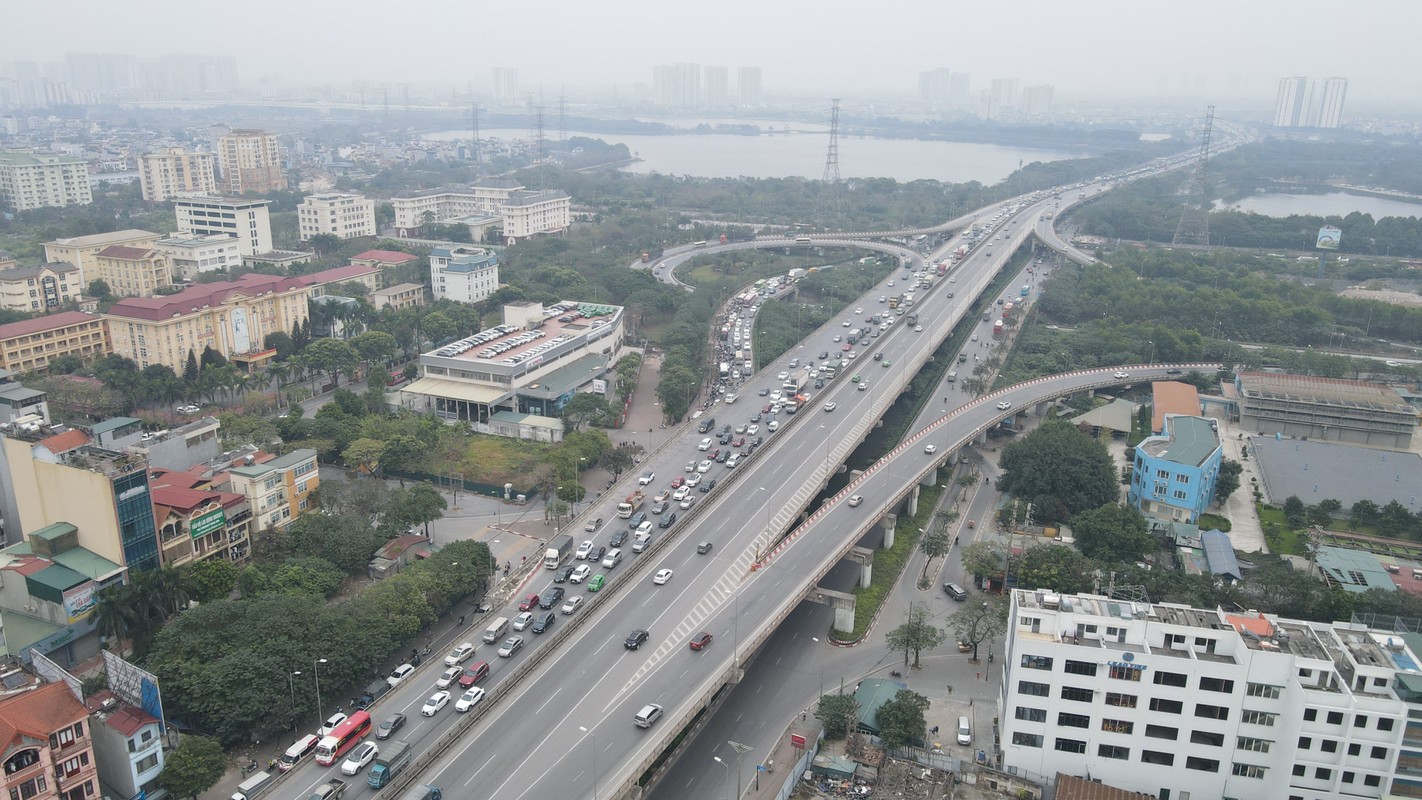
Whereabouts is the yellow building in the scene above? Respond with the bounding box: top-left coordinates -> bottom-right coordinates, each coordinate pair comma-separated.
0,311 -> 110,373
92,245 -> 173,298
103,273 -> 310,372
43,229 -> 161,284
227,449 -> 319,531
370,282 -> 427,312
0,262 -> 82,313
138,147 -> 217,202
216,129 -> 284,195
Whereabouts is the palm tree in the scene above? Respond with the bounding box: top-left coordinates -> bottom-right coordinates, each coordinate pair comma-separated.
94,584 -> 137,650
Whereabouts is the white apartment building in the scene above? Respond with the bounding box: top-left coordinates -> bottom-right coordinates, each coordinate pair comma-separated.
216,129 -> 284,195
297,192 -> 376,240
503,189 -> 571,243
173,196 -> 273,257
137,147 -> 217,202
430,246 -> 500,304
153,233 -> 242,281
1000,589 -> 1410,800
0,150 -> 93,211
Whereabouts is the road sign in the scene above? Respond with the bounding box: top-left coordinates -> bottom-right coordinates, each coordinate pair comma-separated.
790,733 -> 806,749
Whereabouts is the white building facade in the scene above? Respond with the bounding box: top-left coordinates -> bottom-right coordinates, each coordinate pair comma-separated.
137,147 -> 217,202
0,150 -> 93,211
502,190 -> 571,243
173,196 -> 273,257
430,246 -> 499,304
153,233 -> 243,281
1000,589 -> 1409,799
297,192 -> 376,241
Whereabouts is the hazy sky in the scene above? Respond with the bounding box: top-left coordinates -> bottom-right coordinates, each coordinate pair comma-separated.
5,0 -> 1419,107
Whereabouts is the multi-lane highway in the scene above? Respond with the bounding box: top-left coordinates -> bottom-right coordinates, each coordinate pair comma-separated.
276,146 -> 1222,800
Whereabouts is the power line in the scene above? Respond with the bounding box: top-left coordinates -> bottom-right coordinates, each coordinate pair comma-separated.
820,98 -> 843,228
1172,105 -> 1215,246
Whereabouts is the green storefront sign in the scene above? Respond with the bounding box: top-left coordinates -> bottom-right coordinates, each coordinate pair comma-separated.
190,508 -> 227,539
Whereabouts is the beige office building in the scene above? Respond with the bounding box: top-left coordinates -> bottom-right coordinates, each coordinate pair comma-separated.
298,192 -> 376,240
104,273 -> 310,371
0,150 -> 93,211
92,245 -> 173,298
216,129 -> 284,195
138,148 -> 217,202
43,229 -> 161,284
503,189 -> 571,242
153,233 -> 243,281
0,262 -> 82,313
173,196 -> 272,257
0,311 -> 110,374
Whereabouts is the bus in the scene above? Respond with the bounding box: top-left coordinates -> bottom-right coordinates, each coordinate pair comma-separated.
794,237 -> 812,244
314,711 -> 372,766
692,240 -> 708,248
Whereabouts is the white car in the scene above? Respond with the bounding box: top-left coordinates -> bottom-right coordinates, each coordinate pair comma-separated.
848,495 -> 864,507
833,335 -> 843,342
454,686 -> 486,713
177,404 -> 201,415
824,402 -> 837,412
638,471 -> 655,485
914,325 -> 924,332
673,486 -> 690,502
570,564 -> 592,583
575,540 -> 595,560
1113,371 -> 1130,379
686,473 -> 702,487
512,611 -> 535,631
435,666 -> 462,689
777,371 -> 789,381
746,425 -> 760,436
680,495 -> 696,511
971,334 -> 979,342
842,320 -> 851,328
386,664 -> 414,688
725,454 -> 741,469
698,438 -> 712,451
924,444 -> 938,454
340,742 -> 378,775
653,569 -> 674,585
319,712 -> 347,737
725,393 -> 738,403
767,420 -> 779,432
696,460 -> 713,473
602,548 -> 623,568
855,307 -> 864,314
996,401 -> 1013,410
444,643 -> 476,666
420,690 -> 449,716
561,596 -> 583,615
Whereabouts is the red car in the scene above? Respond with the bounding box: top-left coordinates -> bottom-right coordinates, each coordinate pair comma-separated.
690,632 -> 714,651
841,343 -> 852,351
761,404 -> 773,414
732,437 -> 744,448
518,593 -> 541,612
671,476 -> 685,489
709,449 -> 720,460
457,661 -> 490,688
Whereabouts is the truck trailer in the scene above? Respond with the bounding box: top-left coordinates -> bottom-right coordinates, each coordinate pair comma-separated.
544,535 -> 575,569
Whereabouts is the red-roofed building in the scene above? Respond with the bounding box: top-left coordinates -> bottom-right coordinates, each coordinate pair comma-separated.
103,273 -> 310,372
297,263 -> 382,295
350,250 -> 419,270
34,429 -> 88,459
89,697 -> 163,799
0,681 -> 97,800
1151,380 -> 1201,434
0,312 -> 109,374
92,245 -> 172,298
152,483 -> 252,566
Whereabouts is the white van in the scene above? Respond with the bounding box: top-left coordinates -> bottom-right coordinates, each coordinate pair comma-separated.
956,716 -> 972,746
483,617 -> 510,644
632,531 -> 653,553
278,734 -> 320,772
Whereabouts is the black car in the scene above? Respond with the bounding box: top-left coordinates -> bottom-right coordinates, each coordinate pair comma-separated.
1166,368 -> 1182,375
750,413 -> 761,423
376,713 -> 406,740
651,500 -> 669,515
719,433 -> 733,445
586,545 -> 606,562
814,379 -> 824,389
539,586 -> 565,609
624,629 -> 650,650
715,450 -> 730,463
818,351 -> 829,360
699,478 -> 717,493
757,387 -> 770,396
608,530 -> 628,548
552,564 -> 575,584
752,436 -> 764,447
531,611 -> 556,634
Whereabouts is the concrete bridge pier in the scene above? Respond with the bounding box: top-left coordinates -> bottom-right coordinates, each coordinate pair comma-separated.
975,431 -> 989,446
903,484 -> 920,517
1033,400 -> 1052,416
920,467 -> 940,488
809,587 -> 857,633
880,512 -> 897,549
844,546 -> 875,588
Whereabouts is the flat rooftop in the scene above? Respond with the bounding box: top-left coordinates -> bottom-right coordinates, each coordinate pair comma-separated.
1251,436 -> 1422,511
1238,371 -> 1414,415
428,302 -> 619,367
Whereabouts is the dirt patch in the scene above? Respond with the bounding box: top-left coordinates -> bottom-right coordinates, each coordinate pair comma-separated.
1340,287 -> 1422,307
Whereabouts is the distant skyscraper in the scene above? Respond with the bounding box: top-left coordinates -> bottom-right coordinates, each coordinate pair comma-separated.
948,72 -> 971,107
1021,84 -> 1054,117
1316,77 -> 1348,128
737,67 -> 763,106
1274,76 -> 1313,127
653,63 -> 701,108
704,66 -> 728,106
919,68 -> 953,105
492,68 -> 520,106
64,52 -> 138,94
989,78 -> 1019,112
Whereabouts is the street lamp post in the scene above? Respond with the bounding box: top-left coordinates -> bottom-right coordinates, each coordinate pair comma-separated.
313,658 -> 328,724
288,670 -> 301,731
713,756 -> 730,800
579,726 -> 598,800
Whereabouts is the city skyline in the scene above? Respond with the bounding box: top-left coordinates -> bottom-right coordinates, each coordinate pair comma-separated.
1,0 -> 1419,110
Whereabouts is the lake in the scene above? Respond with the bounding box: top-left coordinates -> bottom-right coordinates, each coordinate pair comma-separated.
1217,191 -> 1422,220
426,127 -> 1087,184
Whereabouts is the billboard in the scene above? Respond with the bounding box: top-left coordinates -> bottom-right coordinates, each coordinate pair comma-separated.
1316,226 -> 1342,250
190,508 -> 227,539
591,379 -> 607,395
63,582 -> 96,624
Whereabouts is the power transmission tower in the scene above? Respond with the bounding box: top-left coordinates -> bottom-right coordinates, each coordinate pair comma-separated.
558,93 -> 567,142
1172,105 -> 1215,246
534,107 -> 547,161
470,104 -> 482,165
820,98 -> 843,229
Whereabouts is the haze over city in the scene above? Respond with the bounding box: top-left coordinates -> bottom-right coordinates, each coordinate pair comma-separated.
3,0 -> 1420,109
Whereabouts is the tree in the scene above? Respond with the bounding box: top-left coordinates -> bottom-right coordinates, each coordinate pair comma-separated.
949,597 -> 1008,662
1283,495 -> 1307,528
156,735 -> 226,799
1351,499 -> 1381,529
961,540 -> 1012,588
419,311 -> 457,345
302,338 -> 359,389
996,419 -> 1118,523
600,447 -> 634,478
876,689 -> 931,749
187,559 -> 238,603
307,233 -> 344,257
1214,458 -> 1243,505
816,693 -> 858,740
386,482 -> 448,535
381,435 -> 429,478
87,279 -> 112,301
1070,503 -> 1153,562
1017,545 -> 1098,594
350,330 -> 398,365
885,603 -> 947,669
343,438 -> 386,476
918,527 -> 951,585
200,345 -> 228,369
264,331 -> 297,361
561,392 -> 610,432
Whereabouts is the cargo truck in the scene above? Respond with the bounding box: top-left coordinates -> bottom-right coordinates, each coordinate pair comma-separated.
231,771 -> 276,800
544,534 -> 575,569
993,319 -> 1004,336
936,262 -> 947,276
903,292 -> 915,307
782,373 -> 808,395
953,244 -> 969,260
368,741 -> 413,789
616,491 -> 645,518
888,296 -> 900,309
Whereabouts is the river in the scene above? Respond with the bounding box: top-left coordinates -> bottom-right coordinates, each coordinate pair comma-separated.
1216,191 -> 1422,220
425,127 -> 1088,184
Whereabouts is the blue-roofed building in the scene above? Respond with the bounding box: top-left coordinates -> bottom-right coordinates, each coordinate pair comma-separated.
1128,414 -> 1223,524
430,246 -> 500,304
